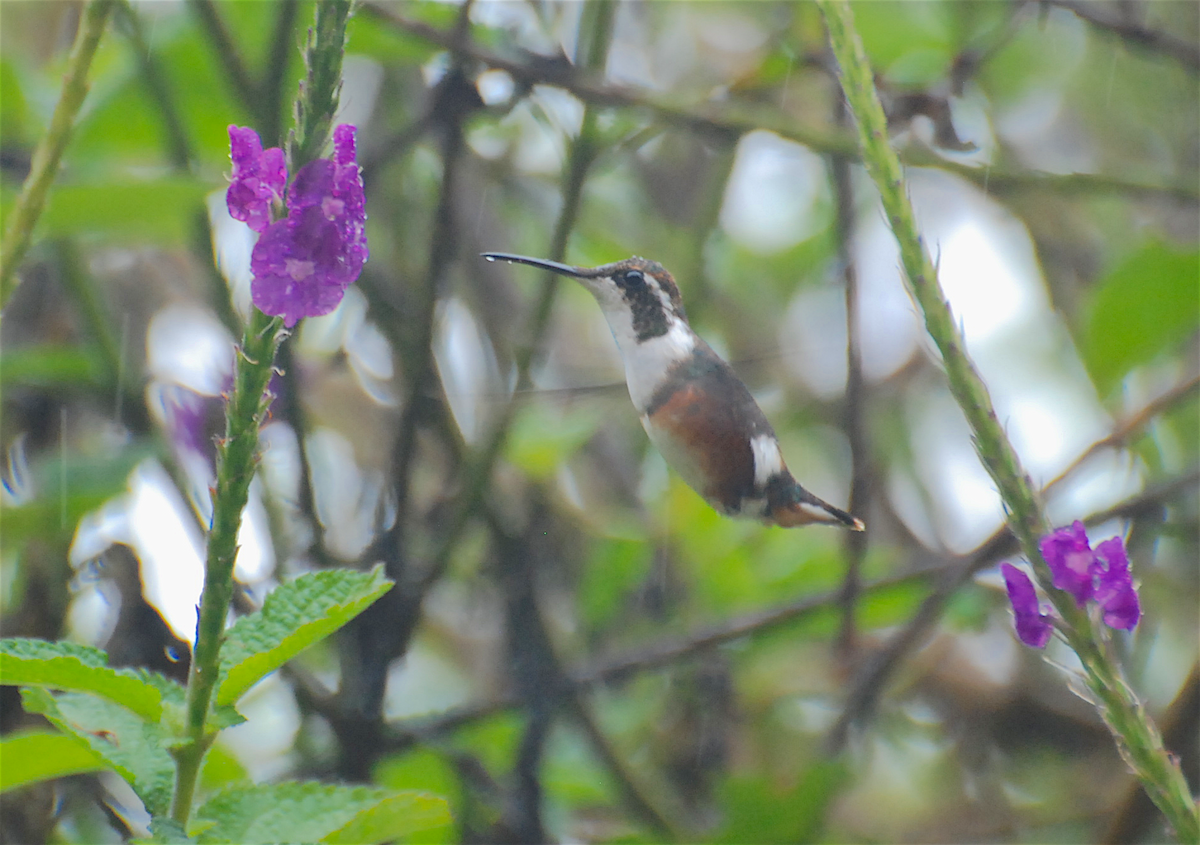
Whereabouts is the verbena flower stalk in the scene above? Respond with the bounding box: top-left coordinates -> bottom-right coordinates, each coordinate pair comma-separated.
169,0 -> 362,826
816,1 -> 1198,839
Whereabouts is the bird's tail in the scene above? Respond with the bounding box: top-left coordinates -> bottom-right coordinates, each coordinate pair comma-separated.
771,483 -> 864,531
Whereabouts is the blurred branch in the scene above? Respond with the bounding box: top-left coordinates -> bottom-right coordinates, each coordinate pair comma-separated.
384,566 -> 935,748
331,9 -> 480,780
381,463 -> 1198,753
187,0 -> 261,112
490,502 -> 682,841
1044,374 -> 1200,492
1040,0 -> 1200,73
826,375 -> 1200,742
403,0 -> 613,598
830,89 -> 871,658
387,68 -> 477,537
818,5 -> 1195,833
115,0 -> 193,170
361,3 -> 1200,205
828,463 -> 1200,753
0,0 -> 116,308
259,0 -> 301,146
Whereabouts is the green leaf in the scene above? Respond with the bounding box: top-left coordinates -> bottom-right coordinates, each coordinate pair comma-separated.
20,689 -> 176,817
0,730 -> 105,793
1083,242 -> 1200,395
323,790 -> 453,845
0,344 -> 110,389
506,403 -> 602,480
39,179 -> 212,244
215,566 -> 392,707
580,536 -> 653,629
0,638 -> 168,722
194,782 -> 450,844
137,817 -> 197,844
717,759 -> 850,844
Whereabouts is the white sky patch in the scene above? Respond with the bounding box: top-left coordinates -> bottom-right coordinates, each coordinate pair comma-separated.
780,285 -> 848,399
146,304 -> 234,392
207,190 -> 255,319
124,462 -> 206,642
907,390 -> 1005,553
936,220 -> 1032,344
336,54 -> 383,131
721,130 -> 828,254
70,459 -> 275,644
476,69 -> 515,106
305,427 -> 386,560
218,673 -> 301,782
434,297 -> 505,444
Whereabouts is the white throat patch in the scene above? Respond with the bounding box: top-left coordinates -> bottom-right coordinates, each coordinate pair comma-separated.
621,321 -> 695,412
582,278 -> 695,413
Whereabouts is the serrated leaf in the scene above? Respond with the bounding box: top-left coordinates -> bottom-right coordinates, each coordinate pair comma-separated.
215,567 -> 391,707
194,781 -> 450,844
0,638 -> 167,722
0,730 -> 106,793
1083,242 -> 1200,395
323,790 -> 453,844
134,817 -> 197,844
20,689 -> 176,817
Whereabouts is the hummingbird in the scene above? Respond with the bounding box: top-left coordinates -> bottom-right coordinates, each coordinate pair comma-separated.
482,252 -> 864,531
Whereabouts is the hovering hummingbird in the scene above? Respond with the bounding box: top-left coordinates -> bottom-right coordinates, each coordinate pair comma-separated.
483,252 -> 864,531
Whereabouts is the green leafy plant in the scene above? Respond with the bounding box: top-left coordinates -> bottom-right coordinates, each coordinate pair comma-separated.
0,569 -> 452,843
1,1 -> 449,841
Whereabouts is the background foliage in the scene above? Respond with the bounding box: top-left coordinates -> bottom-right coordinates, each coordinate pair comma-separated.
1,1 -> 1197,842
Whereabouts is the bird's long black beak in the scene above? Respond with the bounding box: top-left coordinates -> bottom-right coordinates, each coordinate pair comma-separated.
481,252 -> 585,278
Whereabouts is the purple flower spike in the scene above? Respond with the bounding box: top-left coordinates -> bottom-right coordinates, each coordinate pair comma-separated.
227,126 -> 287,233
1002,562 -> 1054,648
1093,537 -> 1140,630
246,123 -> 368,327
1040,520 -> 1095,607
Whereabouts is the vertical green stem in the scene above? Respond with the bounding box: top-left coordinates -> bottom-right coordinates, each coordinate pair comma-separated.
169,0 -> 354,828
817,1 -> 1198,840
0,0 -> 116,307
171,311 -> 283,826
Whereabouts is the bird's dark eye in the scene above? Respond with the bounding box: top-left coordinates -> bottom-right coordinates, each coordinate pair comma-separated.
622,269 -> 645,287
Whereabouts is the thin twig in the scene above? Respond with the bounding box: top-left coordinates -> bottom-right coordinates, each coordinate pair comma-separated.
830,86 -> 870,657
187,0 -> 261,111
361,2 -> 1199,205
1041,0 -> 1200,73
1,0 -> 117,306
259,0 -> 301,146
115,0 -> 193,170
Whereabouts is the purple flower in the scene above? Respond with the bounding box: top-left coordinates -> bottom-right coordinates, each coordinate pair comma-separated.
1006,524 -> 1142,647
1093,537 -> 1140,630
226,126 -> 287,233
226,124 -> 368,327
1040,520 -> 1095,607
1001,562 -> 1054,648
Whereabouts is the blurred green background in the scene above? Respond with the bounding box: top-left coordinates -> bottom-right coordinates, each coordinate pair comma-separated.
1,1 -> 1196,842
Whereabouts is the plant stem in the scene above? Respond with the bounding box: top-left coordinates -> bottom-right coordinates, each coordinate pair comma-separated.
169,0 -> 354,827
171,309 -> 283,826
817,1 -> 1198,839
0,0 -> 116,307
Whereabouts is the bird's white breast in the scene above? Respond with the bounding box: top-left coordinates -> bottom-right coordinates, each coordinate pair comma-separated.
616,321 -> 696,413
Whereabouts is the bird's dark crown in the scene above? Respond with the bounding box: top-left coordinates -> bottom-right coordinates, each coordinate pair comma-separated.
582,256 -> 687,322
